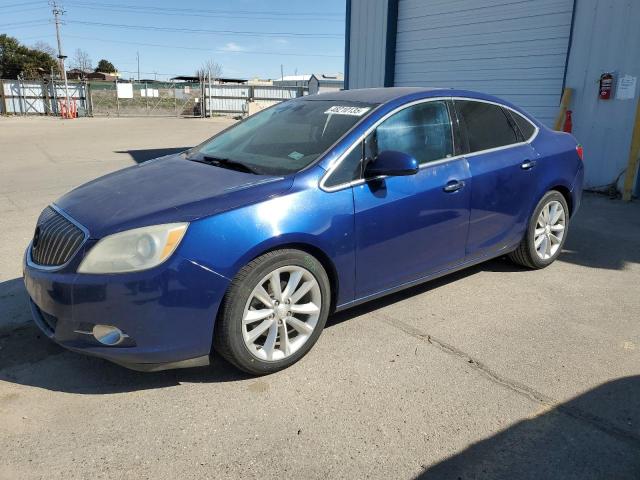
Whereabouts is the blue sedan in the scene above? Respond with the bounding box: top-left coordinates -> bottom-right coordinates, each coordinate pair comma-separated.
23,88 -> 584,374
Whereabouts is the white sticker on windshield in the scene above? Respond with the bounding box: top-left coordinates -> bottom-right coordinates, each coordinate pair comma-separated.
288,151 -> 304,160
324,106 -> 370,116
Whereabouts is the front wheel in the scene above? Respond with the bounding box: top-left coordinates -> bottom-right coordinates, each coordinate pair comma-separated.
509,190 -> 569,269
213,249 -> 331,375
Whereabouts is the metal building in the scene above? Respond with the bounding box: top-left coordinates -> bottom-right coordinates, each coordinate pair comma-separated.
273,74 -> 344,94
344,0 -> 640,195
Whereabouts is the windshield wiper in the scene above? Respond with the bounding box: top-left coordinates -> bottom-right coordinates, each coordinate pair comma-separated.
189,155 -> 260,174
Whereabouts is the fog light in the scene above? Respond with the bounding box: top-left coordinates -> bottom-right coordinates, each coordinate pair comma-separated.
93,324 -> 125,346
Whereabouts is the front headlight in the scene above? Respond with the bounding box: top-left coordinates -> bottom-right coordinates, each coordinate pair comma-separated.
78,223 -> 188,274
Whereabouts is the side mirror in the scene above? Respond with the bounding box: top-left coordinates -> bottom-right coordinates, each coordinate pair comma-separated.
364,150 -> 419,178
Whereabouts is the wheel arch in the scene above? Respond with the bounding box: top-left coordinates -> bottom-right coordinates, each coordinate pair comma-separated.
252,242 -> 340,313
549,184 -> 573,217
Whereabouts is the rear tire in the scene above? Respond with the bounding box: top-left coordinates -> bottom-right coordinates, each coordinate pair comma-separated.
213,249 -> 331,375
509,190 -> 569,269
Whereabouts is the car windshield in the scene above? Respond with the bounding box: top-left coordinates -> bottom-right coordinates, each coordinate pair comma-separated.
187,100 -> 375,175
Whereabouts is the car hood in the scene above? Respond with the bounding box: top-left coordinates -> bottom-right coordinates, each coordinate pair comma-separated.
54,154 -> 293,238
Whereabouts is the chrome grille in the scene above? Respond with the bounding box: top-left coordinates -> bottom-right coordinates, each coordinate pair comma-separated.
30,207 -> 86,267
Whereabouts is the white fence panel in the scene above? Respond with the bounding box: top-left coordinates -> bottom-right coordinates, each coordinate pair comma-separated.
4,95 -> 23,113
207,97 -> 246,112
206,86 -> 250,98
54,83 -> 85,98
253,87 -> 299,99
1,79 -> 88,115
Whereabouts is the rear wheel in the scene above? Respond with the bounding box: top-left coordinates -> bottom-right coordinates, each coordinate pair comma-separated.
509,190 -> 569,269
214,249 -> 331,375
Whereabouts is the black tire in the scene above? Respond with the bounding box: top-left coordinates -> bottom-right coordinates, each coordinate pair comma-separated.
508,190 -> 570,269
213,249 -> 331,375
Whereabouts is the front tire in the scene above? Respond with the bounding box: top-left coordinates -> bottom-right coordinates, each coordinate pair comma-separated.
509,190 -> 569,269
213,249 -> 331,375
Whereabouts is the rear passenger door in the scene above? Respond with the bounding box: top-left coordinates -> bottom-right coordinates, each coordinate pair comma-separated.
454,99 -> 540,259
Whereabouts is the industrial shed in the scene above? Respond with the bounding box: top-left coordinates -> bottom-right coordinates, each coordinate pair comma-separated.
273,73 -> 344,94
344,0 -> 640,196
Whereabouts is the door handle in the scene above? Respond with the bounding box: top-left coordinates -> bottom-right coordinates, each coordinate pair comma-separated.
521,159 -> 537,170
443,180 -> 465,192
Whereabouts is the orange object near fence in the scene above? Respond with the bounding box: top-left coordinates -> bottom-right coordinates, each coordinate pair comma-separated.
58,98 -> 76,119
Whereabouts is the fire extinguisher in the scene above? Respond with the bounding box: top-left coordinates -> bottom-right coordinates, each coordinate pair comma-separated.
599,73 -> 614,100
563,110 -> 573,133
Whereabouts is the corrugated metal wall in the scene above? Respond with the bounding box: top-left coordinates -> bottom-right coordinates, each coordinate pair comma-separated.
393,0 -> 574,126
346,0 -> 390,89
345,0 -> 640,193
564,0 -> 640,190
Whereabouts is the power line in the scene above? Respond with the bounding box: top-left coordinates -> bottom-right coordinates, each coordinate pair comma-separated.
0,0 -> 46,9
62,33 -> 343,58
0,19 -> 50,27
65,2 -> 343,21
14,34 -> 56,41
0,23 -> 51,32
64,1 -> 342,17
18,33 -> 343,58
1,6 -> 48,14
64,19 -> 343,38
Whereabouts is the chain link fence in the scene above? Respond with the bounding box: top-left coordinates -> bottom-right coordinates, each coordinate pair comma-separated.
89,81 -> 307,118
89,80 -> 203,117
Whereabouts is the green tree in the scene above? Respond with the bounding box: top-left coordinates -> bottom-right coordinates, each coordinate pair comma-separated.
95,59 -> 116,73
0,34 -> 58,79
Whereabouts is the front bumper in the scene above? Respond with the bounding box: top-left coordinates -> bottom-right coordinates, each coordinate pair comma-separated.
24,250 -> 230,371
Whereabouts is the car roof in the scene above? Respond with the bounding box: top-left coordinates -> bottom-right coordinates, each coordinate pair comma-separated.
300,87 -> 524,113
300,87 -> 440,104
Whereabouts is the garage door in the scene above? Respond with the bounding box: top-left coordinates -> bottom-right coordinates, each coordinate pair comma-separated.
394,0 -> 574,126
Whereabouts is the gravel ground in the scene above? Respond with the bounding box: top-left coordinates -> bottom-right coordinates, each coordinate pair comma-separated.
1,116 -> 639,479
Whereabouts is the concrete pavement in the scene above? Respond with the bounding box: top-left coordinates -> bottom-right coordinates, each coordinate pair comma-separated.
1,117 -> 639,479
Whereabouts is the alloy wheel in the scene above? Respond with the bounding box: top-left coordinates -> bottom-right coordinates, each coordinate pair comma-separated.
534,200 -> 566,260
242,266 -> 322,361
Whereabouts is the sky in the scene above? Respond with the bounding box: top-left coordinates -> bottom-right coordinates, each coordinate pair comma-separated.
1,0 -> 346,81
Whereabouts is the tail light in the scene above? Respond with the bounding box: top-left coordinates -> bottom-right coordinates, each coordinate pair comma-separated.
576,144 -> 584,161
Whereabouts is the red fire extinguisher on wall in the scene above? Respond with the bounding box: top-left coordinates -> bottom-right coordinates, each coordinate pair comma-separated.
599,73 -> 614,100
562,110 -> 573,133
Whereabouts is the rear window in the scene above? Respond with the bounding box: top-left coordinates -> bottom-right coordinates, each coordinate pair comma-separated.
510,110 -> 536,141
455,100 -> 519,153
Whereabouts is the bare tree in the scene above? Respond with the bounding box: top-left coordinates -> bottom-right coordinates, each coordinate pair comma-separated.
72,48 -> 92,72
32,41 -> 56,58
196,59 -> 222,82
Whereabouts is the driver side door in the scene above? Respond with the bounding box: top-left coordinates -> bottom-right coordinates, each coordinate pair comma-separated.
353,100 -> 471,299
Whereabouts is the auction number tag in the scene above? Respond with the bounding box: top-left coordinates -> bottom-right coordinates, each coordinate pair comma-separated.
324,106 -> 371,116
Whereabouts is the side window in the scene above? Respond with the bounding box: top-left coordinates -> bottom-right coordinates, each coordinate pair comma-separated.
368,101 -> 453,165
509,110 -> 536,141
323,142 -> 362,188
456,100 -> 518,152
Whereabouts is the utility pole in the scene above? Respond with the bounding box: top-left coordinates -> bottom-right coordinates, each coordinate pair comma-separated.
280,64 -> 284,81
50,1 -> 71,118
136,51 -> 140,82
207,67 -> 212,118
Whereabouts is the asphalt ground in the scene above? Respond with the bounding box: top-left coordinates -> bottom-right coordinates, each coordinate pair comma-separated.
1,116 -> 639,479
